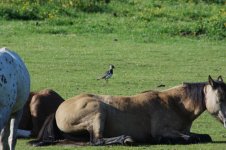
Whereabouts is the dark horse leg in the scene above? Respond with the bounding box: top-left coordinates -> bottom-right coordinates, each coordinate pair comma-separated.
28,113 -> 63,147
88,120 -> 134,146
187,132 -> 212,143
90,135 -> 134,146
156,132 -> 212,144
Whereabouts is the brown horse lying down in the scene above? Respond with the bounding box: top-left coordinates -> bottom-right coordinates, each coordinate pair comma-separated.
29,76 -> 226,146
18,89 -> 64,138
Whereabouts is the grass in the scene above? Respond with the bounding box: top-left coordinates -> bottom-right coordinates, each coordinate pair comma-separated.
0,0 -> 226,149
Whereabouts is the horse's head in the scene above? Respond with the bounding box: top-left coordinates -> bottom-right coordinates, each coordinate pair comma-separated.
205,75 -> 226,128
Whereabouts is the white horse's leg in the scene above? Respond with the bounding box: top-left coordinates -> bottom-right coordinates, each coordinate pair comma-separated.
0,105 -> 12,131
0,117 -> 10,150
8,109 -> 23,150
0,107 -> 11,150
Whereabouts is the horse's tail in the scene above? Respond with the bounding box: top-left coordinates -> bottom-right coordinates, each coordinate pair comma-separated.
28,113 -> 63,146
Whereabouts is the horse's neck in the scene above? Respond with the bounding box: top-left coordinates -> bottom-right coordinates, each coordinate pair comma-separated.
163,85 -> 206,120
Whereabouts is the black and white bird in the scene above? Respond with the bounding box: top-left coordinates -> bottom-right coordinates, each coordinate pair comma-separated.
97,64 -> 115,81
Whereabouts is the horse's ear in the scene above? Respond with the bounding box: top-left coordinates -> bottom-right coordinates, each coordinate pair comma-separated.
208,75 -> 217,88
217,75 -> 223,82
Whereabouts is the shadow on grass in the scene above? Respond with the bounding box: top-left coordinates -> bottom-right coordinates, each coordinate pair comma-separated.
212,141 -> 226,144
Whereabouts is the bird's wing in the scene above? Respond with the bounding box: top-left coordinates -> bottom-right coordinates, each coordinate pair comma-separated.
97,70 -> 110,80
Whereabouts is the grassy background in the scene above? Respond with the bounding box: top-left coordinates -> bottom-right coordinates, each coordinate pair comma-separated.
0,0 -> 226,149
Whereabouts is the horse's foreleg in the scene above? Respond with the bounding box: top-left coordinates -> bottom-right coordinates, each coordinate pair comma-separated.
8,109 -> 23,150
154,130 -> 193,144
155,131 -> 212,144
155,135 -> 191,144
187,132 -> 212,143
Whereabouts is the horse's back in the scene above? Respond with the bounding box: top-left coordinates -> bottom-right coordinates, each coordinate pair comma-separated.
30,89 -> 64,115
56,94 -> 101,132
55,93 -> 153,141
29,89 -> 64,124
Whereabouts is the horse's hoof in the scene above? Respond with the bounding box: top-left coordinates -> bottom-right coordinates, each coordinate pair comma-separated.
32,141 -> 45,147
90,139 -> 105,146
123,136 -> 134,145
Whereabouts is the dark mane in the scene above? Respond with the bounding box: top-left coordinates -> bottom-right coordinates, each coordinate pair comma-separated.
182,82 -> 207,86
183,82 -> 207,108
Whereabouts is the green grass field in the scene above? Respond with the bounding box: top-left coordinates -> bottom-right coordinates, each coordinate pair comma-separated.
0,0 -> 226,149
